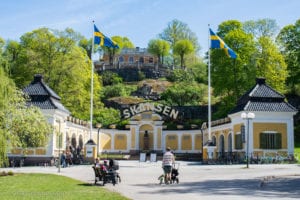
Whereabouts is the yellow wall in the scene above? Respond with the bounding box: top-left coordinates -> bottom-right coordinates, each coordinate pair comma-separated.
36,148 -> 46,155
157,128 -> 162,149
253,122 -> 287,149
181,134 -> 192,150
194,134 -> 202,150
166,134 -> 178,150
101,133 -> 111,150
114,134 -> 127,150
131,127 -> 136,149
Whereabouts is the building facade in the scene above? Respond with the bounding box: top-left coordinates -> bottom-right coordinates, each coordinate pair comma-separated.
8,76 -> 298,165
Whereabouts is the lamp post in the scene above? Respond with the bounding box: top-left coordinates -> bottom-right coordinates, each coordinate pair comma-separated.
96,123 -> 102,157
241,112 -> 255,168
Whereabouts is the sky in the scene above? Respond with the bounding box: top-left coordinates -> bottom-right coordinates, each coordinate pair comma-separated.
0,0 -> 300,55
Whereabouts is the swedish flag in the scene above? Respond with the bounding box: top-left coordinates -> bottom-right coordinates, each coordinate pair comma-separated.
209,28 -> 237,59
94,25 -> 119,48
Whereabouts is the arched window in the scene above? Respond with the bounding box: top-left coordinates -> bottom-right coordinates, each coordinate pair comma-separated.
139,57 -> 144,63
119,56 -> 124,63
129,56 -> 134,63
149,57 -> 153,63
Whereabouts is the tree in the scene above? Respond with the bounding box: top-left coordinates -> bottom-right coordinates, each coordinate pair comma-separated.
101,71 -> 123,86
159,19 -> 200,66
256,36 -> 287,93
159,19 -> 199,50
166,69 -> 194,83
211,21 -> 257,113
160,82 -> 207,106
6,28 -> 102,120
173,40 -> 194,69
147,39 -> 170,65
277,19 -> 300,95
244,18 -> 279,39
0,67 -> 51,166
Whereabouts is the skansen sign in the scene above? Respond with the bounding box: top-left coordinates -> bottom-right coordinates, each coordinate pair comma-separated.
122,103 -> 179,119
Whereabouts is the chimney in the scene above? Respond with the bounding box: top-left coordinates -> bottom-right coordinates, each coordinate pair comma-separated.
256,77 -> 266,85
32,74 -> 43,84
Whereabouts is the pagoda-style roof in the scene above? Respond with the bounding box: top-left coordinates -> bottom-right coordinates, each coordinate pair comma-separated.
229,77 -> 298,114
23,74 -> 70,114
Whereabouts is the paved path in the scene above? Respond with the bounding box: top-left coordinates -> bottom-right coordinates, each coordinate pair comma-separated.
4,161 -> 300,200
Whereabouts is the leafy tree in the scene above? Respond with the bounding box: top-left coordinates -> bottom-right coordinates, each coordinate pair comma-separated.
93,107 -> 120,128
101,84 -> 137,100
0,67 -> 51,166
161,82 -> 207,106
166,69 -> 194,83
147,39 -> 170,65
211,21 -> 257,113
79,38 -> 92,58
159,19 -> 199,50
112,36 -> 134,49
6,28 -> 102,120
159,19 -> 200,66
173,39 -> 194,69
101,71 -> 123,86
277,19 -> 300,95
244,18 -> 279,39
256,36 -> 287,93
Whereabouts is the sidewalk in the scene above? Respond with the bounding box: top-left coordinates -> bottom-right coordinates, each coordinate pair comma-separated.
3,161 -> 300,200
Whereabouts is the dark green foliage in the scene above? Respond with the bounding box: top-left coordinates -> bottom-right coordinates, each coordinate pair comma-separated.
101,71 -> 123,86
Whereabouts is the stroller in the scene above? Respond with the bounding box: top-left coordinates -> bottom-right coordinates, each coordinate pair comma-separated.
159,163 -> 179,184
93,159 -> 121,186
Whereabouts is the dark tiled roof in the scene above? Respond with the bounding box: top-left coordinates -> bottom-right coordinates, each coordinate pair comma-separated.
23,74 -> 70,114
229,78 -> 298,114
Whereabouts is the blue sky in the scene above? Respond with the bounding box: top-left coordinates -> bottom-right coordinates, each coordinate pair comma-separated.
0,0 -> 299,55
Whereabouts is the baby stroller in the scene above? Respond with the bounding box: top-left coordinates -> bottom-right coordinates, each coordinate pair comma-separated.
93,159 -> 121,186
158,163 -> 179,184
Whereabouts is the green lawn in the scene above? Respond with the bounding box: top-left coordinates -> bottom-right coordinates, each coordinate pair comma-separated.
0,173 -> 130,200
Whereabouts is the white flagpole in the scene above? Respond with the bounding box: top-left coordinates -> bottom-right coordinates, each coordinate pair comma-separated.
208,24 -> 211,141
90,21 -> 95,139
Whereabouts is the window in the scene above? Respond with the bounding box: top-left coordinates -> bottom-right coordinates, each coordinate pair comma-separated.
235,133 -> 243,149
260,132 -> 282,149
149,57 -> 153,63
168,135 -> 176,140
119,56 -> 124,63
129,56 -> 134,63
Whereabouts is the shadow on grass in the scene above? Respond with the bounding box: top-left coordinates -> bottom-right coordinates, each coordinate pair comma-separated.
131,177 -> 300,199
77,183 -> 96,187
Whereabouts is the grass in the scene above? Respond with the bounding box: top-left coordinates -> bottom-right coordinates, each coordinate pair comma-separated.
295,142 -> 300,164
0,173 -> 130,200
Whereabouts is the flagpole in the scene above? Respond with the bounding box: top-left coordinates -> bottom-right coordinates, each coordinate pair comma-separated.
208,24 -> 211,141
90,20 -> 95,140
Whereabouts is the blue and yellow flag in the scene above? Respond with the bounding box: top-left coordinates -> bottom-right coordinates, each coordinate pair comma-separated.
209,28 -> 237,59
94,25 -> 119,48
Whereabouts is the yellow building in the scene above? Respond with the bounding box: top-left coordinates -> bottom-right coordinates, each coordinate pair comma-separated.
8,76 -> 297,165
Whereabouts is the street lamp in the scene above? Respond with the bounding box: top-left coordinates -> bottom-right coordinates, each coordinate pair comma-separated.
96,123 -> 102,157
241,112 -> 255,168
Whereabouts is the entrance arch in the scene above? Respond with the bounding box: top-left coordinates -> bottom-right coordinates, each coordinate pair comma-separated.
139,124 -> 154,151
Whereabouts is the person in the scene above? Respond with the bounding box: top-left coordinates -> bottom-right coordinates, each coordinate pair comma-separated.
162,147 -> 175,184
61,151 -> 66,168
94,158 -> 101,168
